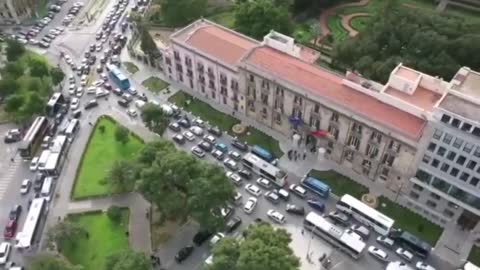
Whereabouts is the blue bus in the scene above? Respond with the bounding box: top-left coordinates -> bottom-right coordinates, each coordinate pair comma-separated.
251,145 -> 274,163
301,176 -> 330,198
107,64 -> 130,90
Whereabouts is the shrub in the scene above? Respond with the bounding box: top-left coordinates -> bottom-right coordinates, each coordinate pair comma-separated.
107,206 -> 123,223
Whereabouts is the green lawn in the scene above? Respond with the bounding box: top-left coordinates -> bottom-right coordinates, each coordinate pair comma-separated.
168,91 -> 283,157
35,0 -> 48,17
468,245 -> 480,266
141,76 -> 169,94
62,210 -> 129,270
208,10 -> 235,28
327,15 -> 349,43
123,62 -> 139,74
72,117 -> 144,199
293,23 -> 315,44
309,170 -> 369,199
378,196 -> 443,246
349,16 -> 372,32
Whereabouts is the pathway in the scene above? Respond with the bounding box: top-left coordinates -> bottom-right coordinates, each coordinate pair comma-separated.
341,12 -> 371,37
318,0 -> 370,40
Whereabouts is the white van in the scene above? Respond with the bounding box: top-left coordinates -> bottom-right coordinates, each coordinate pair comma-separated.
38,150 -> 51,171
41,177 -> 53,197
135,100 -> 146,109
161,104 -> 173,116
65,119 -> 80,137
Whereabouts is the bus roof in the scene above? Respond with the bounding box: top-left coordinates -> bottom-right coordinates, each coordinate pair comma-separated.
46,92 -> 63,107
305,212 -> 366,254
464,262 -> 480,270
243,153 -> 286,178
340,194 -> 394,227
50,135 -> 67,153
16,198 -> 45,248
252,145 -> 274,160
20,117 -> 48,148
108,64 -> 128,81
400,231 -> 431,251
44,153 -> 60,170
304,176 -> 330,192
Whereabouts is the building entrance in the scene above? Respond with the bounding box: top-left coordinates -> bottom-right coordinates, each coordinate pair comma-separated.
457,209 -> 480,231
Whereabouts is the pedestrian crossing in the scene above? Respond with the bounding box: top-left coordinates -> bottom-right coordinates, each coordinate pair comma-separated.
0,158 -> 20,200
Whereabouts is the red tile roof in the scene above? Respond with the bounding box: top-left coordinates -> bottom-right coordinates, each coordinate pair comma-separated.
184,25 -> 258,66
245,47 -> 426,140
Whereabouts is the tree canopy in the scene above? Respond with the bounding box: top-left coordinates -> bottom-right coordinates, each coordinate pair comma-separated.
6,39 -> 26,62
106,160 -> 138,193
141,103 -> 169,135
137,140 -> 235,231
160,0 -> 207,27
234,0 -> 294,40
30,254 -> 82,270
115,126 -> 130,145
45,220 -> 87,251
105,249 -> 152,270
207,223 -> 300,270
333,1 -> 480,83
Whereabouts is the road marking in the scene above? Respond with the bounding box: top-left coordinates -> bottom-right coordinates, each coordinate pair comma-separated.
0,161 -> 20,200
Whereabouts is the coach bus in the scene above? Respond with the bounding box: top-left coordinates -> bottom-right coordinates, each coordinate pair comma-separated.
336,194 -> 394,236
394,231 -> 431,258
304,211 -> 366,259
251,145 -> 275,163
242,153 -> 287,187
45,92 -> 66,117
18,116 -> 50,160
107,64 -> 130,90
15,198 -> 47,249
301,175 -> 331,198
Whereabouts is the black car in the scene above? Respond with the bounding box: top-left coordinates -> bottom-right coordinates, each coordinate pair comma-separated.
231,140 -> 248,152
285,204 -> 305,216
168,122 -> 181,132
207,126 -> 222,137
72,109 -> 82,119
198,140 -> 213,152
192,230 -> 213,246
137,93 -> 148,102
238,169 -> 252,180
264,191 -> 280,204
89,44 -> 95,52
175,245 -> 194,263
173,134 -> 185,145
225,216 -> 242,233
9,205 -> 22,221
328,211 -> 350,227
113,88 -> 123,96
84,99 -> 98,110
33,173 -> 45,191
117,99 -> 129,108
178,118 -> 191,128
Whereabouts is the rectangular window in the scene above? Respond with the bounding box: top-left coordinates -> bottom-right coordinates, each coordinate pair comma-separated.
430,192 -> 441,200
475,147 -> 480,158
415,169 -> 432,183
443,209 -> 454,217
446,151 -> 456,161
426,200 -> 437,209
451,118 -> 461,128
463,143 -> 474,154
409,191 -> 419,200
456,156 -> 466,166
450,167 -> 459,177
440,163 -> 450,172
470,177 -> 479,187
413,184 -> 424,191
473,127 -> 480,137
428,142 -> 437,152
467,160 -> 477,170
443,134 -> 453,144
453,138 -> 464,149
461,123 -> 472,132
433,129 -> 443,140
437,147 -> 446,157
460,172 -> 470,182
431,159 -> 440,168
432,177 -> 451,194
441,114 -> 451,123
422,155 -> 431,163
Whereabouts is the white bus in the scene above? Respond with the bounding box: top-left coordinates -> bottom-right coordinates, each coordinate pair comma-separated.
304,212 -> 366,259
65,119 -> 79,138
15,198 -> 47,249
336,194 -> 394,236
41,176 -> 54,197
241,153 -> 287,187
37,150 -> 51,171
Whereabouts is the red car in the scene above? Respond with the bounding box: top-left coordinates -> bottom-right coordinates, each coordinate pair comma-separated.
3,220 -> 17,239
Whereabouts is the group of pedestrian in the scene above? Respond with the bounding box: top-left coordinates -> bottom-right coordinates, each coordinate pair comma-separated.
287,149 -> 307,161
150,254 -> 161,266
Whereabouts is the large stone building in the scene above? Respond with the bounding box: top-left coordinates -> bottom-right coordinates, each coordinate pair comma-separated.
158,19 -> 480,230
0,0 -> 35,24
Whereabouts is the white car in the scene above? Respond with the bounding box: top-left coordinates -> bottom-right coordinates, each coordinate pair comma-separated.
396,248 -> 414,262
193,118 -> 205,127
87,86 -> 96,95
190,126 -> 204,136
191,146 -> 205,158
367,246 -> 388,261
415,262 -> 436,270
183,131 -> 195,141
29,156 -> 39,171
376,236 -> 395,249
70,97 -> 80,110
92,80 -> 104,87
209,232 -> 225,246
223,158 -> 238,171
127,108 -> 137,117
0,242 -> 11,265
289,184 -> 307,198
226,171 -> 242,186
245,184 -> 262,197
243,197 -> 257,214
267,209 -> 285,224
76,87 -> 84,97
20,179 -> 31,195
204,135 -> 216,144
256,177 -> 272,189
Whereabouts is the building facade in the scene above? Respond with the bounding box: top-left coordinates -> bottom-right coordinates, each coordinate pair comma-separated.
0,0 -> 35,24
160,19 -> 480,229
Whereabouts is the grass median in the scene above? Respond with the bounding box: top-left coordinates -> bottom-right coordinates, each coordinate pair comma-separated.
72,117 -> 144,199
62,210 -> 129,270
309,170 -> 369,199
142,76 -> 169,94
123,62 -> 139,74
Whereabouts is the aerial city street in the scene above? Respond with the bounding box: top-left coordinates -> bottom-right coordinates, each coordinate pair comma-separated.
0,0 -> 479,270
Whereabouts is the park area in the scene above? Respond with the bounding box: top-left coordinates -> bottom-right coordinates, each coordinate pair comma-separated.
141,76 -> 169,94
168,91 -> 283,158
123,62 -> 139,74
72,117 -> 144,199
62,210 -> 130,270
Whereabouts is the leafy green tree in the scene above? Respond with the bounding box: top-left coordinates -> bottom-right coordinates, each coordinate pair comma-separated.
139,26 -> 159,56
106,160 -> 137,193
208,223 -> 300,270
137,140 -> 175,165
45,220 -> 87,250
5,39 -> 26,61
4,94 -> 25,113
161,0 -> 207,27
234,0 -> 294,40
22,92 -> 45,116
0,77 -> 20,97
107,206 -> 124,223
115,126 -> 130,144
51,67 -> 65,85
141,103 -> 169,135
105,249 -> 152,270
30,59 -> 50,77
30,254 -> 81,270
2,61 -> 25,79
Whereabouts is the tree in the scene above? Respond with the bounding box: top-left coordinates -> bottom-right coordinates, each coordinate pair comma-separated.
105,249 -> 152,270
234,0 -> 294,40
5,39 -> 25,61
4,94 -> 25,113
46,220 -> 87,250
30,59 -> 50,77
207,223 -> 300,270
115,126 -> 130,144
141,103 -> 169,135
2,61 -> 25,79
30,254 -> 81,270
106,160 -> 137,192
139,25 -> 159,56
107,206 -> 124,223
161,0 -> 207,27
21,92 -> 45,116
51,67 -> 65,85
0,77 -> 20,97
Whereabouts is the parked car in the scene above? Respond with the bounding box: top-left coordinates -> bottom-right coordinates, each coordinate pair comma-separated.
267,209 -> 285,224
238,169 -> 252,180
228,151 -> 242,161
328,211 -> 349,227
211,149 -> 225,160
20,179 -> 31,195
226,171 -> 242,186
192,230 -> 213,246
245,184 -> 262,197
191,146 -> 205,158
285,204 -> 305,216
307,199 -> 325,212
223,158 -> 238,171
29,157 -> 40,171
198,141 -> 213,152
415,262 -> 436,270
243,197 -> 257,214
289,184 -> 307,198
231,140 -> 248,152
175,245 -> 194,263
275,188 -> 290,201
189,126 -> 204,136
9,205 -> 22,221
225,216 -> 242,233
376,236 -> 395,249
351,224 -> 370,239
396,248 -> 414,262
256,178 -> 272,189
3,220 -> 17,239
168,122 -> 181,132
264,191 -> 280,204
173,134 -> 185,145
209,232 -> 225,246
207,126 -> 222,137
84,99 -> 98,110
0,242 -> 11,265
203,135 -> 216,144
368,246 -> 388,262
